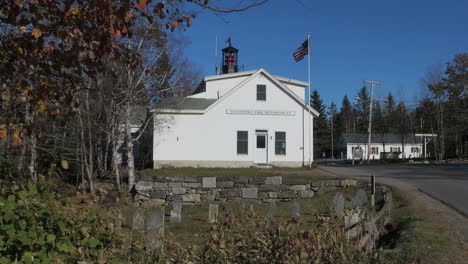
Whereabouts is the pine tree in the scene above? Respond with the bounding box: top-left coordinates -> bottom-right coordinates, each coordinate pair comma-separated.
310,90 -> 330,158
384,92 -> 398,133
328,101 -> 339,158
337,95 -> 354,134
373,100 -> 387,152
354,86 -> 370,133
396,101 -> 409,157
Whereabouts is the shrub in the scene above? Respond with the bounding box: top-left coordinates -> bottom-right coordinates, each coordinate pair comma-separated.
0,179 -> 124,263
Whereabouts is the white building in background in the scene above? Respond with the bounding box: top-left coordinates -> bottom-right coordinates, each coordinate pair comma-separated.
152,44 -> 318,168
337,133 -> 426,160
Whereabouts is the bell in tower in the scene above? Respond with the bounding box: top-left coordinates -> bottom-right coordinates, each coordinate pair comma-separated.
221,38 -> 239,74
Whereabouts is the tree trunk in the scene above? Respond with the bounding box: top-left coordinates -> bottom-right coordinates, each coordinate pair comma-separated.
125,100 -> 135,189
112,119 -> 121,191
29,132 -> 37,181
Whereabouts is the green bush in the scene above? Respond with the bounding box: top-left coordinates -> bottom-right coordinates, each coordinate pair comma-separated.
0,179 -> 123,263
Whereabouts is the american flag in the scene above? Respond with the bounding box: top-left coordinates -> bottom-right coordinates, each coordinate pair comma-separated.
293,39 -> 309,62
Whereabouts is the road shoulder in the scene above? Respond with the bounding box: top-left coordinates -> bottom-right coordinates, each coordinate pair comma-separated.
322,165 -> 468,263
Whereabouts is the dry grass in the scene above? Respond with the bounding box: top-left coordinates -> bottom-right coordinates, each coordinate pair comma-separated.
164,187 -> 368,247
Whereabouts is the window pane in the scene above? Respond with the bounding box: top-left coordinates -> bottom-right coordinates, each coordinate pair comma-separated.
257,85 -> 266,101
276,132 -> 285,141
237,131 -> 248,154
237,131 -> 248,140
237,142 -> 248,154
275,132 -> 286,155
257,135 -> 266,148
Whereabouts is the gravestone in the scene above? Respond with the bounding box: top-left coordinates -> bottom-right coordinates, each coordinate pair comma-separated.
146,205 -> 165,252
292,201 -> 301,217
170,201 -> 182,224
208,203 -> 219,223
346,189 -> 368,209
132,208 -> 145,230
267,202 -> 276,218
332,192 -> 345,215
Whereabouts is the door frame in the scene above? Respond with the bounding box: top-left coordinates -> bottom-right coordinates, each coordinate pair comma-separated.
254,130 -> 268,164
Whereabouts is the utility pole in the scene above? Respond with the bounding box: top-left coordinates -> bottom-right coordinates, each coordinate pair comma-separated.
363,80 -> 382,164
330,114 -> 334,159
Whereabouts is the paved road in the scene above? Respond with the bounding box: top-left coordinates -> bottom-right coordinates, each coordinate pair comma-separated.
321,162 -> 468,217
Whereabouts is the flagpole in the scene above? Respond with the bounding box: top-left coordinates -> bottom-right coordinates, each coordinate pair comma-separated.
307,33 -> 312,168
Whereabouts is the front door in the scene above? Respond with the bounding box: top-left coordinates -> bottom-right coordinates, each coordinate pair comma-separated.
254,133 -> 268,164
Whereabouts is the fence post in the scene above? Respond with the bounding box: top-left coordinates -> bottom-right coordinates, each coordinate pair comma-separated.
370,174 -> 375,208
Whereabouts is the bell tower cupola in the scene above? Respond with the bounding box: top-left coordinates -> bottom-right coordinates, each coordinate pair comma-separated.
221,38 -> 239,74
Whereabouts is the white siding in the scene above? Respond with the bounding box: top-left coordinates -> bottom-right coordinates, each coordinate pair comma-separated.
345,142 -> 424,160
154,71 -> 313,167
205,76 -> 249,99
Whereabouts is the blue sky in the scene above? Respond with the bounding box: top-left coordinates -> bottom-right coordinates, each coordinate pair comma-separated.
181,0 -> 467,108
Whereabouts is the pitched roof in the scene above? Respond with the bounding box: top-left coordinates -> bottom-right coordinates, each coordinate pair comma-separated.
203,68 -> 319,117
155,68 -> 319,117
341,133 -> 423,144
203,69 -> 308,87
155,97 -> 217,111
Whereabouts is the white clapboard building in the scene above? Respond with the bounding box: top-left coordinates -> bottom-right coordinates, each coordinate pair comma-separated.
337,133 -> 428,160
153,44 -> 318,168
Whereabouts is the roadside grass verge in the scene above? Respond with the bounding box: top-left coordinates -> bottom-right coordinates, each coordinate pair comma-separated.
139,167 -> 340,180
379,189 -> 466,264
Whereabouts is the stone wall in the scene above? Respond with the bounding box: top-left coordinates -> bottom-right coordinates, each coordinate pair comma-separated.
134,176 -> 359,204
342,186 -> 393,252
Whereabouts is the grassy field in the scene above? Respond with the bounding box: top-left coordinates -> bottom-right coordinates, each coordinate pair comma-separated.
139,167 -> 340,180
379,190 -> 466,263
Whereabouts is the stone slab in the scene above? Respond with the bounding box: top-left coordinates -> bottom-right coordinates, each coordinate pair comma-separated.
217,181 -> 234,188
208,204 -> 219,223
149,191 -> 167,199
132,208 -> 145,230
250,177 -> 266,185
300,190 -> 314,198
182,182 -> 202,188
332,192 -> 345,215
182,193 -> 201,202
146,205 -> 165,252
135,181 -> 153,191
241,187 -> 258,199
235,176 -> 250,184
170,201 -> 182,224
172,186 -> 186,195
202,177 -> 217,188
278,190 -> 296,199
265,176 -> 282,185
289,185 -> 307,191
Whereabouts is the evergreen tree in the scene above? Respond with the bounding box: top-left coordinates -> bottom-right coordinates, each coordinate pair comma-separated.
328,101 -> 339,158
310,90 -> 330,158
354,86 -> 370,133
396,101 -> 409,157
338,95 -> 354,134
373,100 -> 387,152
384,92 -> 398,133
